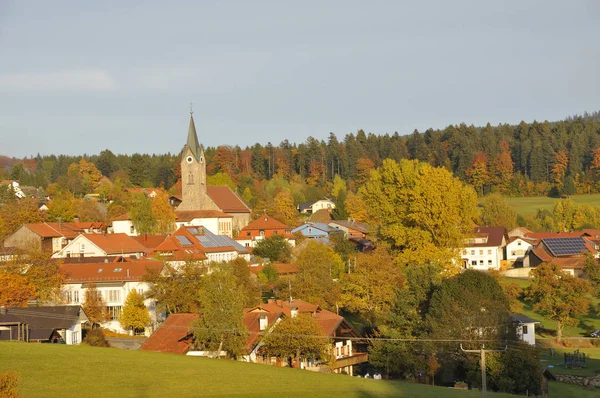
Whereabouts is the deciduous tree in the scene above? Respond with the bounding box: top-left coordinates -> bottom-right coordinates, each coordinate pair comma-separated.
261,313 -> 330,368
525,262 -> 591,342
119,290 -> 150,333
83,283 -> 110,327
340,247 -> 402,325
193,264 -> 248,358
359,159 -> 477,272
0,271 -> 36,307
151,190 -> 176,234
479,193 -> 517,230
253,234 -> 292,263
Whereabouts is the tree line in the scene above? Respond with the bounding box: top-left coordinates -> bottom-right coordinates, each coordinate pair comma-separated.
3,111 -> 600,200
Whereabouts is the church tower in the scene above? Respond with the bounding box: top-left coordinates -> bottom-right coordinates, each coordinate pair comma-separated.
178,111 -> 211,211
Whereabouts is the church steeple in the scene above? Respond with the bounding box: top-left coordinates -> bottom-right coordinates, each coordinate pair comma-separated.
186,110 -> 202,161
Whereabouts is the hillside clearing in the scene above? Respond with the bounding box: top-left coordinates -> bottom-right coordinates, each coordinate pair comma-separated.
498,194 -> 600,217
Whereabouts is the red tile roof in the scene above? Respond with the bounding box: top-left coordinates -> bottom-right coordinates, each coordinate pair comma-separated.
140,314 -> 198,354
467,226 -> 507,247
524,231 -> 586,239
60,259 -> 163,282
24,222 -> 104,239
175,210 -> 232,222
83,233 -> 148,255
206,186 -> 250,213
242,215 -> 290,231
132,235 -> 169,250
243,310 -> 283,351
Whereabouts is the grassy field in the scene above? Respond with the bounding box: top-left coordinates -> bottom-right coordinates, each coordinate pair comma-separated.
0,342 -> 520,398
501,193 -> 600,217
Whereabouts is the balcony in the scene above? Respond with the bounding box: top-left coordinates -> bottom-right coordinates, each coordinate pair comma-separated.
332,352 -> 368,369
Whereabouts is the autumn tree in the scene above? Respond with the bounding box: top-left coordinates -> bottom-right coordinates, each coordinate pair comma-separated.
552,151 -> 569,188
129,192 -> 156,234
151,190 -> 176,234
552,198 -> 577,232
119,289 -> 150,333
271,191 -> 297,226
355,157 -> 375,185
253,234 -> 292,263
0,372 -> 19,398
291,240 -> 343,310
230,257 -> 261,308
359,159 -> 477,272
143,261 -> 205,315
193,264 -> 248,358
46,193 -> 75,222
339,247 -> 403,325
261,313 -> 330,368
0,271 -> 36,307
344,191 -> 368,222
479,193 -> 517,230
0,198 -> 45,235
525,262 -> 591,342
207,172 -> 236,190
465,152 -> 490,195
83,283 -> 110,327
490,140 -> 514,193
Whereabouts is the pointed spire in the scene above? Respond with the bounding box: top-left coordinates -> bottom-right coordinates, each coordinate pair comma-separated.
186,112 -> 202,161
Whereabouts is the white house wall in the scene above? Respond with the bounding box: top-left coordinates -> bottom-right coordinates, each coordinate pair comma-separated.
463,246 -> 502,270
505,239 -> 532,263
112,220 -> 137,236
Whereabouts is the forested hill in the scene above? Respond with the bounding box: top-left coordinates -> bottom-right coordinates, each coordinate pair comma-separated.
3,111 -> 600,198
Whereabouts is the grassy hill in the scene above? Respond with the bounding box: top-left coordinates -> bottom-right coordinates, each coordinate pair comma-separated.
0,342 -> 520,398
502,193 -> 600,217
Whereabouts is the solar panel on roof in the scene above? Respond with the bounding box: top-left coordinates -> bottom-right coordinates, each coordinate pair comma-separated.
176,236 -> 193,246
543,237 -> 589,256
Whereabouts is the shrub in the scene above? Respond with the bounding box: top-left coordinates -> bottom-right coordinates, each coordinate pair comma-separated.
0,371 -> 19,398
83,328 -> 110,347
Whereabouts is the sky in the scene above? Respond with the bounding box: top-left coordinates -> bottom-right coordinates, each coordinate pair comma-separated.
0,1 -> 599,158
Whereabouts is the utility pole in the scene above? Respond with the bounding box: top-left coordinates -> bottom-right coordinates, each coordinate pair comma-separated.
460,344 -> 507,398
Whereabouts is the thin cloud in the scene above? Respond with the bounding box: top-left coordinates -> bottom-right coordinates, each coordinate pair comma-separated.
0,69 -> 118,92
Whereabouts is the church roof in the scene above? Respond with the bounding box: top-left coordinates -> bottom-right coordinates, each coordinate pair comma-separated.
185,114 -> 203,161
206,186 -> 251,213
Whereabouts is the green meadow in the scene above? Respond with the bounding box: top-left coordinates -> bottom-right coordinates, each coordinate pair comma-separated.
501,194 -> 600,217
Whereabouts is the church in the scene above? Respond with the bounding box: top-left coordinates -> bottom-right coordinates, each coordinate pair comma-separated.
174,112 -> 251,233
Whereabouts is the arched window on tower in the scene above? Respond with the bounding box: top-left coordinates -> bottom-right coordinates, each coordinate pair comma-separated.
188,173 -> 194,185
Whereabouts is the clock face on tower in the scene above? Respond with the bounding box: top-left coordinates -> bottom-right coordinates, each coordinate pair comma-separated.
186,156 -> 193,163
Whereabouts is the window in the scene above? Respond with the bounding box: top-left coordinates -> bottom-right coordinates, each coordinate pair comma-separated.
522,325 -> 528,334
487,250 -> 492,255
64,291 -> 72,303
259,230 -> 265,236
517,241 -> 522,246
246,231 -> 251,236
188,173 -> 194,184
107,306 -> 122,321
130,225 -> 135,234
479,260 -> 484,265
479,250 -> 483,255
470,250 -> 475,255
106,290 -> 121,303
471,260 -> 477,266
80,243 -> 86,252
488,260 -> 492,265
137,288 -> 144,296
73,291 -> 79,303
72,331 -> 79,344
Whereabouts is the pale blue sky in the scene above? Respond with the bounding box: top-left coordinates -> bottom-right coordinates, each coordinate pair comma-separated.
1,1 -> 598,158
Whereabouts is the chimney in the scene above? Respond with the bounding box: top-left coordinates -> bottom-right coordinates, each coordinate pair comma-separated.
259,315 -> 268,331
0,306 -> 6,315
144,233 -> 148,241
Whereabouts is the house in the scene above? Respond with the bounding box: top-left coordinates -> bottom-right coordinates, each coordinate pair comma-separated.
110,213 -> 137,236
150,225 -> 250,268
328,220 -> 370,240
52,233 -> 148,259
175,210 -> 234,238
528,237 -> 597,277
256,299 -> 367,375
510,313 -> 540,345
235,215 -> 296,249
60,257 -> 163,335
174,113 -> 251,232
505,236 -> 536,266
0,305 -> 89,345
291,222 -> 337,244
461,226 -> 507,271
4,222 -> 105,253
0,180 -> 26,199
297,199 -> 335,214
